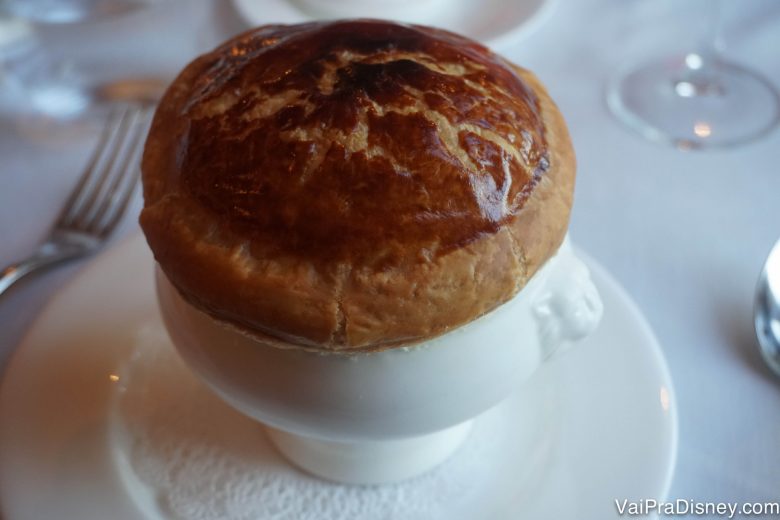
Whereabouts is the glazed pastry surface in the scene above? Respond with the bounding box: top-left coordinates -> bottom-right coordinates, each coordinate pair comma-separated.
141,20 -> 575,351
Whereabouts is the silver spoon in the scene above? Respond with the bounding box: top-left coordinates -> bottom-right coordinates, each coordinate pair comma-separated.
755,238 -> 780,377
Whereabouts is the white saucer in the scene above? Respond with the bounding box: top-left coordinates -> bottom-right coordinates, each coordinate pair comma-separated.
230,0 -> 556,51
0,233 -> 677,520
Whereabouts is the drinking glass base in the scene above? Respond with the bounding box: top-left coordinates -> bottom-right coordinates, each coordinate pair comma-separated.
607,54 -> 780,149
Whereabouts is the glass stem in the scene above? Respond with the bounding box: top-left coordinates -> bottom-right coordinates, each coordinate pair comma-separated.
675,0 -> 725,98
699,0 -> 723,63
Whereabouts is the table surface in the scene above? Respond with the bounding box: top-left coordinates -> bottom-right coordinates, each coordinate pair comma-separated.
1,0 -> 778,513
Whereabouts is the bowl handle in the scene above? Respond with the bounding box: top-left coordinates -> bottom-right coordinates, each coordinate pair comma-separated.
532,244 -> 603,360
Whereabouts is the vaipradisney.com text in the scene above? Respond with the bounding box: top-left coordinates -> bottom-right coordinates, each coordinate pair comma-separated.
615,499 -> 780,518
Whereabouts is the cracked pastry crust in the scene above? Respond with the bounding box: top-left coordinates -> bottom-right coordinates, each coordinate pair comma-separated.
140,20 -> 575,352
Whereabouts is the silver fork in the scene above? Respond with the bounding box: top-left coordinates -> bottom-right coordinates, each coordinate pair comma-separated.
0,104 -> 153,297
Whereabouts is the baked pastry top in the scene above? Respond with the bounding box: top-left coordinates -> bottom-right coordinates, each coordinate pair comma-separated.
140,19 -> 576,352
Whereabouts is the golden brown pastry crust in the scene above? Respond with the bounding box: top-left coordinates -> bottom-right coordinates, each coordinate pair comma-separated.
140,20 -> 575,352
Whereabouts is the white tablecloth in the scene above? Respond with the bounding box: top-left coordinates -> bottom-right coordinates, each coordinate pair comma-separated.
1,0 -> 778,512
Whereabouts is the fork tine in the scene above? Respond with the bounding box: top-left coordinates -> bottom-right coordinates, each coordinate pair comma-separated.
85,106 -> 144,231
67,106 -> 139,231
56,106 -> 125,229
88,105 -> 152,237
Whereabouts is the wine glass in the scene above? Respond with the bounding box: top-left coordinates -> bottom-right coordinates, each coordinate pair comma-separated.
2,0 -> 149,23
606,0 -> 780,149
0,0 -> 162,121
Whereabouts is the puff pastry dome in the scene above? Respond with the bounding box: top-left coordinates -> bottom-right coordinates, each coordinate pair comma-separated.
140,20 -> 575,352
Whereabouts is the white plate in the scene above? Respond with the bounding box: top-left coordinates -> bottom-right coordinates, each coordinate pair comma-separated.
230,0 -> 556,51
0,233 -> 677,520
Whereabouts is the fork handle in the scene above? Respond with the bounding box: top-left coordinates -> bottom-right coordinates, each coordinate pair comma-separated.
0,244 -> 87,297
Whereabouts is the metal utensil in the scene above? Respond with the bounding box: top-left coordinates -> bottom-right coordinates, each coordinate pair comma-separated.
755,238 -> 780,377
0,104 -> 152,297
